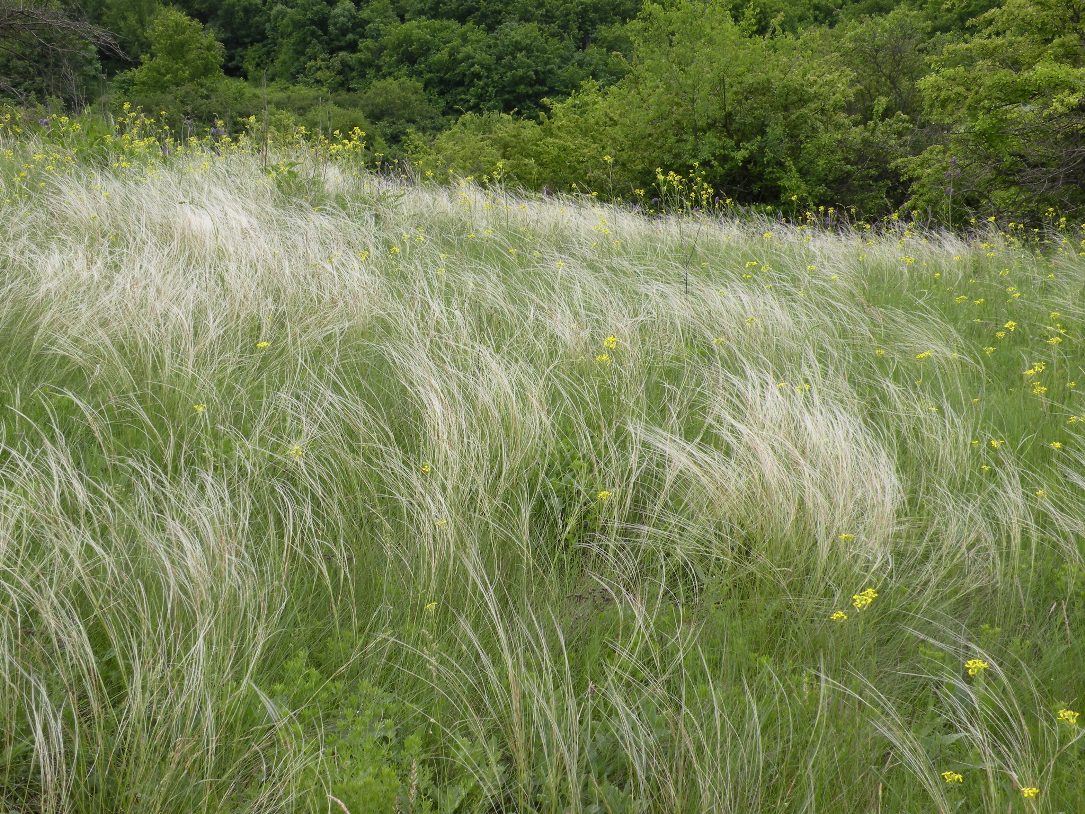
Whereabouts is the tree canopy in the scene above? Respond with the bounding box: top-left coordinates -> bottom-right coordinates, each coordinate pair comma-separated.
4,0 -> 1082,222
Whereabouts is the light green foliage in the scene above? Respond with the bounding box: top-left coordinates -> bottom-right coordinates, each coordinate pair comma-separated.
416,1 -> 900,210
126,7 -> 227,94
906,0 -> 1085,221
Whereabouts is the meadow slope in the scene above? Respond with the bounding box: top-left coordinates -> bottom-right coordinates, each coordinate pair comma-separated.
1,146 -> 1084,813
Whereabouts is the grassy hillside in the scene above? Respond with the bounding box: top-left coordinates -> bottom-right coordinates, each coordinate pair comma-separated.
1,138 -> 1084,813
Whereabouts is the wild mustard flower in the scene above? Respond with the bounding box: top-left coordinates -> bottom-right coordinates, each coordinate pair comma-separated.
837,533 -> 855,542
289,445 -> 303,459
420,462 -> 432,475
1057,708 -> 1079,726
1004,321 -> 1017,331
852,588 -> 877,610
915,351 -> 933,360
965,658 -> 989,676
424,601 -> 437,612
596,353 -> 611,363
193,403 -> 206,414
603,335 -> 618,350
1020,787 -> 1039,798
596,490 -> 612,502
256,340 -> 270,349
941,771 -> 963,784
989,439 -> 1004,449
1049,441 -> 1063,450
830,611 -> 848,621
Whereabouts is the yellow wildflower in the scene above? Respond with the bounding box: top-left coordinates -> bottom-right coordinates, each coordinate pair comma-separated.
915,351 -> 933,360
289,445 -> 303,459
965,658 -> 989,676
830,611 -> 848,621
1057,708 -> 1079,726
256,340 -> 270,349
603,335 -> 618,350
421,462 -> 432,474
1020,787 -> 1040,799
596,490 -> 612,502
941,771 -> 963,784
852,587 -> 878,610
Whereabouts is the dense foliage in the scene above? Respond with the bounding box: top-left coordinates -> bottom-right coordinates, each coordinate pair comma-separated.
1,0 -> 1083,219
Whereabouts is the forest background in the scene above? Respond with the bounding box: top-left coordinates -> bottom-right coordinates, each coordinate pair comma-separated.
3,0 -> 1083,224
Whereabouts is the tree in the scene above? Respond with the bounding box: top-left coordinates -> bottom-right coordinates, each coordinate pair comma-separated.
127,6 -> 226,94
588,0 -> 863,204
905,0 -> 1085,220
0,0 -> 118,104
480,22 -> 576,113
838,7 -> 932,121
81,0 -> 159,65
359,76 -> 444,142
